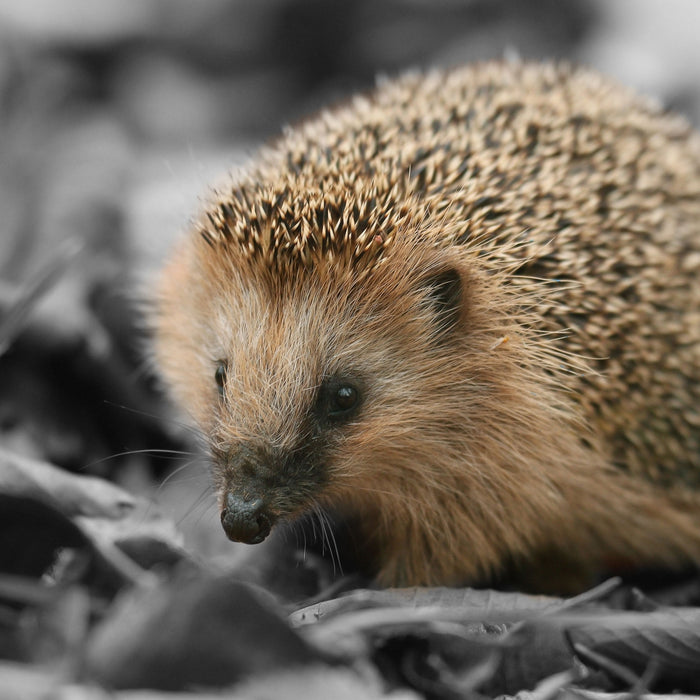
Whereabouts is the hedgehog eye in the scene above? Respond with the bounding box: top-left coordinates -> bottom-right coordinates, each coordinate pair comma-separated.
215,362 -> 227,396
328,384 -> 360,417
317,376 -> 363,423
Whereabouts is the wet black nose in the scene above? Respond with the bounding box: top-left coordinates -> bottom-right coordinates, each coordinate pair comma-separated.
220,493 -> 272,544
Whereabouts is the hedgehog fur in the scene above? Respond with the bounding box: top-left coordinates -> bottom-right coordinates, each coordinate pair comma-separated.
155,62 -> 700,590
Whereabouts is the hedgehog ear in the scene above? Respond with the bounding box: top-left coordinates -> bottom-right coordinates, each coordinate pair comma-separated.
419,266 -> 463,340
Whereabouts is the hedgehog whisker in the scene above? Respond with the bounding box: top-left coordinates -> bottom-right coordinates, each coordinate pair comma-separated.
155,455 -> 210,494
80,447 -> 198,474
310,499 -> 342,577
101,400 -> 205,443
174,483 -> 216,528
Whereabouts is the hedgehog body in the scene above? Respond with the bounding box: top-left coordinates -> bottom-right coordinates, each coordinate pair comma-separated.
156,62 -> 700,590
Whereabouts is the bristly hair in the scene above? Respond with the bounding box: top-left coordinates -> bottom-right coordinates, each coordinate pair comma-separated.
196,173 -> 427,279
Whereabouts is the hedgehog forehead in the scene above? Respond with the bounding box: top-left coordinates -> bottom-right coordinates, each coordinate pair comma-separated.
197,175 -> 422,279
206,234 -> 422,380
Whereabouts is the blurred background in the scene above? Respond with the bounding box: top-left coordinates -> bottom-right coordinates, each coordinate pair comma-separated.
1,0 -> 699,555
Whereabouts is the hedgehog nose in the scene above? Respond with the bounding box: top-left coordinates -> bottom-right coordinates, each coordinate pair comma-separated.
220,493 -> 272,544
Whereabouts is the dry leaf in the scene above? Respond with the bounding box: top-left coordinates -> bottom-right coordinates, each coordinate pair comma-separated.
0,447 -> 135,519
81,574 -> 324,691
565,608 -> 700,691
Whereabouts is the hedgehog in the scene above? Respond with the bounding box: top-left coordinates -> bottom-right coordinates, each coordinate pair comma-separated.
154,61 -> 700,591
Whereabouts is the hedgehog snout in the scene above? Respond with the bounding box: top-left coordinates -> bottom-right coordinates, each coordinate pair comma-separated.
217,444 -> 277,544
216,438 -> 327,544
220,492 -> 273,544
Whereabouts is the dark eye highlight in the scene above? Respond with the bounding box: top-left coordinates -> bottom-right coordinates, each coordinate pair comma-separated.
330,385 -> 359,415
215,362 -> 227,396
319,377 -> 363,423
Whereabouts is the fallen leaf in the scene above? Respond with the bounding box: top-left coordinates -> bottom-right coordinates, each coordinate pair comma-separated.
0,447 -> 135,519
81,574 -> 324,691
565,608 -> 700,691
292,586 -> 563,627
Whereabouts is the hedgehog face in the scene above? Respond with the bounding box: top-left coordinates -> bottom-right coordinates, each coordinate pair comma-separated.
204,268 -> 435,544
155,224 -> 476,546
